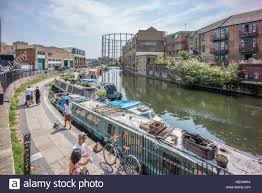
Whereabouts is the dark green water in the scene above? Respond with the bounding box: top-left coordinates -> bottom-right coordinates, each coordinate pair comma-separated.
101,67 -> 262,156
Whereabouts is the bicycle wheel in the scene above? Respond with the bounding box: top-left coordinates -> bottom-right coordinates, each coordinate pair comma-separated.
123,155 -> 141,175
103,144 -> 117,166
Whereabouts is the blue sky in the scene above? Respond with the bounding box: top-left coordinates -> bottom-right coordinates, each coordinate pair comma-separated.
0,0 -> 262,58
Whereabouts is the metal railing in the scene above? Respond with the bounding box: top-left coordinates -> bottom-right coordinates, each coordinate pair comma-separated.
0,69 -> 45,92
123,133 -> 231,175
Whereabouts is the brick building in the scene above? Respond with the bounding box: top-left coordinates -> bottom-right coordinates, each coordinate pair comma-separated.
187,9 -> 262,66
185,9 -> 262,81
0,41 -> 33,55
122,27 -> 166,75
1,41 -> 85,70
166,31 -> 192,57
16,45 -> 75,70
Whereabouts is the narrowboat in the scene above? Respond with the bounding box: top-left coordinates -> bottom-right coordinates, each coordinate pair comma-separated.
106,100 -> 162,121
79,67 -> 102,83
52,78 -> 122,100
49,93 -> 262,175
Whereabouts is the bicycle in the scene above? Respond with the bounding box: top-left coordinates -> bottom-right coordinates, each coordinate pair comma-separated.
103,134 -> 141,175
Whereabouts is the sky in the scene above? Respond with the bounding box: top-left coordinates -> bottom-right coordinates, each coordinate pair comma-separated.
0,0 -> 262,58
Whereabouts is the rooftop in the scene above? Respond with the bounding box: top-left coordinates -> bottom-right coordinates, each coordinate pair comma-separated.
195,9 -> 262,34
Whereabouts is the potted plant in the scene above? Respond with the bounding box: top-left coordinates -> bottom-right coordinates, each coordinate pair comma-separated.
96,89 -> 107,101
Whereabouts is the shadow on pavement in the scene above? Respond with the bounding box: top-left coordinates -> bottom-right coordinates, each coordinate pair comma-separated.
99,162 -> 114,175
50,127 -> 68,135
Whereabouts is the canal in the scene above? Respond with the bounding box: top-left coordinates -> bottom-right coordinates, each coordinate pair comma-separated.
101,67 -> 262,156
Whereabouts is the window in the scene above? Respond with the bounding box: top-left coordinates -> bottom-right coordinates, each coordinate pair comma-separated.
241,22 -> 256,33
201,45 -> 205,53
202,34 -> 205,41
240,39 -> 245,48
252,23 -> 256,32
252,38 -> 256,48
48,52 -> 52,56
220,41 -> 225,50
147,57 -> 150,64
214,42 -> 219,51
122,131 -> 126,142
107,124 -> 115,135
254,72 -> 260,80
37,51 -> 45,55
224,27 -> 229,34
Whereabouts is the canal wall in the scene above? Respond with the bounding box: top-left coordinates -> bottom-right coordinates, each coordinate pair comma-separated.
124,63 -> 262,97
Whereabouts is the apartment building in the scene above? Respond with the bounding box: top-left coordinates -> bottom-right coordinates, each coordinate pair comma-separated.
16,45 -> 74,70
187,9 -> 262,67
166,31 -> 192,57
122,27 -> 166,75
64,47 -> 86,67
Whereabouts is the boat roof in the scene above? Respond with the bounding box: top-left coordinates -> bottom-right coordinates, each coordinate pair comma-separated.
76,100 -> 262,175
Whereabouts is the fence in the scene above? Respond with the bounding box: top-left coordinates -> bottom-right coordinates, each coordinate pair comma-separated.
0,69 -> 46,92
123,133 -> 231,175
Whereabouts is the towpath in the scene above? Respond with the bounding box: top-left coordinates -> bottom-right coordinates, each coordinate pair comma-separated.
19,78 -> 119,175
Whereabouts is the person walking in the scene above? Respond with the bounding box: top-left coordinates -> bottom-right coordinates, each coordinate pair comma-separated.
69,149 -> 89,175
72,132 -> 93,175
25,86 -> 33,107
73,132 -> 93,161
35,86 -> 41,105
64,99 -> 72,129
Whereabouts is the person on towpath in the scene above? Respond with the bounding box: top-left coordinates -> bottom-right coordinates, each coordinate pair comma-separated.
35,86 -> 41,105
69,132 -> 93,175
64,99 -> 72,129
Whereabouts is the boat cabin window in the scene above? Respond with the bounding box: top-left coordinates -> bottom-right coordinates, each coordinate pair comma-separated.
72,105 -> 77,114
67,85 -> 73,93
122,131 -> 126,142
142,112 -> 152,119
79,109 -> 86,118
162,152 -> 180,175
107,124 -> 116,136
75,107 -> 81,116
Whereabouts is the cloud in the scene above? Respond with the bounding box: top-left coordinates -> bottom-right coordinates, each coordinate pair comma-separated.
43,0 -> 161,36
4,0 -> 262,58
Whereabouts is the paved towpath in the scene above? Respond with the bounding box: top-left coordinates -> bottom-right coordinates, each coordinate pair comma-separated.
0,75 -> 43,175
20,78 -> 119,175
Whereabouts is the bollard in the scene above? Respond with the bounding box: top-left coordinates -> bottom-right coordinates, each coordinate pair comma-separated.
0,83 -> 4,105
22,128 -> 31,175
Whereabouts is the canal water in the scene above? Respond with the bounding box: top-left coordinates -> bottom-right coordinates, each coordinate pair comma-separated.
101,67 -> 262,156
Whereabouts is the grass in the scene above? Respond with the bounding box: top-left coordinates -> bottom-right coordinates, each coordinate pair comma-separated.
8,73 -> 57,174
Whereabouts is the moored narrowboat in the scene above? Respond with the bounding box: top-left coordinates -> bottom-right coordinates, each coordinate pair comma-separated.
49,92 -> 262,175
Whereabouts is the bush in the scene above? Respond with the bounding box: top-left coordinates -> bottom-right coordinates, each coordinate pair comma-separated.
167,58 -> 238,89
96,89 -> 107,99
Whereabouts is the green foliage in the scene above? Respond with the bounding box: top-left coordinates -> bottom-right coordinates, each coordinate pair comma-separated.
96,89 -> 107,98
9,92 -> 24,174
63,73 -> 75,81
168,59 -> 239,88
178,50 -> 194,60
78,82 -> 91,87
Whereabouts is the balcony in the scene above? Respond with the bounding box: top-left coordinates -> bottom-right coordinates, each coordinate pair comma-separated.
210,32 -> 228,41
239,29 -> 257,37
210,47 -> 228,54
239,45 -> 257,53
239,59 -> 262,65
